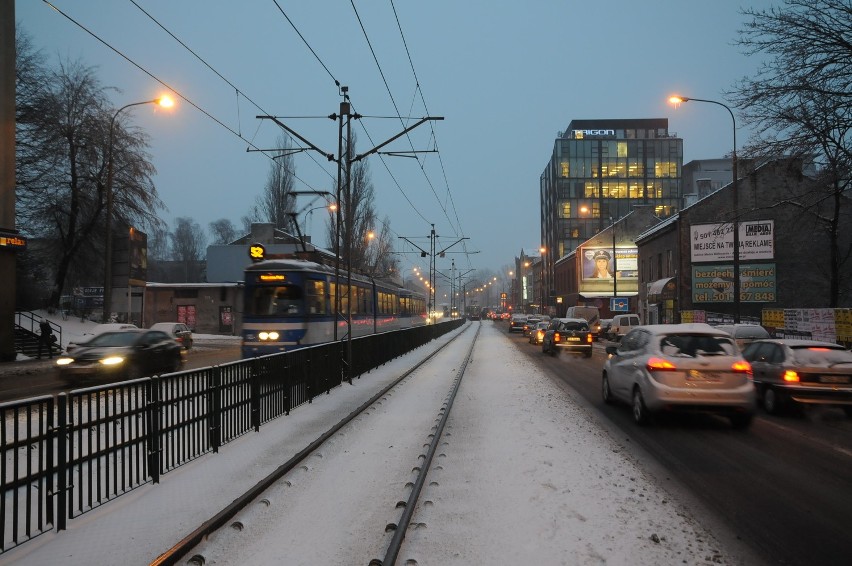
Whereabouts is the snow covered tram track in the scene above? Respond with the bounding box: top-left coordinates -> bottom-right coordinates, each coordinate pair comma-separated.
150,322 -> 479,566
371,323 -> 480,566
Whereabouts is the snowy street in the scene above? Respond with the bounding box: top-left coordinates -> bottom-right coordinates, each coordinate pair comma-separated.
3,321 -> 760,565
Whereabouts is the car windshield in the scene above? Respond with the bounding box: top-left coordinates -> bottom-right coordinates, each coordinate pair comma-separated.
790,346 -> 852,366
86,332 -> 139,347
658,334 -> 737,357
559,321 -> 588,331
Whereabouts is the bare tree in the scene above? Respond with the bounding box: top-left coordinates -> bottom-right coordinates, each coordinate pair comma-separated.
730,0 -> 852,306
254,134 -> 297,232
209,218 -> 238,244
364,216 -> 399,278
170,217 -> 207,282
15,30 -> 165,307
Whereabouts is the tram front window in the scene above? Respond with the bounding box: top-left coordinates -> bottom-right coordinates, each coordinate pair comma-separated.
252,285 -> 303,316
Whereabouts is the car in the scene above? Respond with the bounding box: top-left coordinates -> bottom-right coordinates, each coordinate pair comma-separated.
607,313 -> 641,341
715,324 -> 770,350
596,319 -> 612,341
741,338 -> 852,416
522,316 -> 542,337
509,314 -> 528,333
57,329 -> 185,383
529,321 -> 550,345
65,323 -> 138,354
541,318 -> 593,358
150,322 -> 194,350
602,323 -> 756,428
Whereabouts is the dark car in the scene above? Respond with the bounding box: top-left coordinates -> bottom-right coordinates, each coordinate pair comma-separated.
541,318 -> 593,358
150,322 -> 194,350
56,329 -> 184,383
741,338 -> 852,416
529,321 -> 550,345
509,314 -> 528,333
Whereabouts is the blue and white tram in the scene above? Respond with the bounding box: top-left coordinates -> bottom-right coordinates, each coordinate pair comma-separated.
241,258 -> 427,357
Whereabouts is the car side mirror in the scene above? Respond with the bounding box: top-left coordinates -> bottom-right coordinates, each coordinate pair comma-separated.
605,345 -> 619,356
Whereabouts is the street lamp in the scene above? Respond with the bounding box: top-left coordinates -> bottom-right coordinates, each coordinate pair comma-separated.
102,96 -> 174,323
669,95 -> 740,322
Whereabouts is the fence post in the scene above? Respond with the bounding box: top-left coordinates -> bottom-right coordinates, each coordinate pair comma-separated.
55,393 -> 68,531
146,376 -> 161,484
210,365 -> 221,453
251,359 -> 261,432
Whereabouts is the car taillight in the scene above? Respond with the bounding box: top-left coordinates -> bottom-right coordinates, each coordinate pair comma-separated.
783,370 -> 800,382
537,330 -> 544,338
586,334 -> 593,344
554,332 -> 561,343
731,360 -> 753,375
646,357 -> 677,371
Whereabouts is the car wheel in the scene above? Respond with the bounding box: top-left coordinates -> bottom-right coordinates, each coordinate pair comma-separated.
729,413 -> 753,430
763,387 -> 783,415
602,374 -> 614,404
632,388 -> 650,425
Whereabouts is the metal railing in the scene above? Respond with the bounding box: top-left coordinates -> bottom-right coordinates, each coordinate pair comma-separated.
0,319 -> 464,552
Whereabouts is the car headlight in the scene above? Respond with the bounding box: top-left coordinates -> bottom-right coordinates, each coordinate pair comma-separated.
56,357 -> 73,366
99,356 -> 125,366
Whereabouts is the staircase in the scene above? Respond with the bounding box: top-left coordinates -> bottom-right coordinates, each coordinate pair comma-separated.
14,312 -> 62,359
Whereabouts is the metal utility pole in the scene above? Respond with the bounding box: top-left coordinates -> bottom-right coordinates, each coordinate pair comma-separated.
0,0 -> 16,361
261,95 -> 442,383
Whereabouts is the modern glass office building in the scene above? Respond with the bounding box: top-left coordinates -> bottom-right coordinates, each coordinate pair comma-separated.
540,118 -> 683,287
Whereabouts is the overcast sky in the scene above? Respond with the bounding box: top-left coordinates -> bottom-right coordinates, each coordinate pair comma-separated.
16,0 -> 776,291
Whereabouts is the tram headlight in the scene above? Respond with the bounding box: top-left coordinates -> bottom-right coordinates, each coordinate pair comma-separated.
258,331 -> 280,341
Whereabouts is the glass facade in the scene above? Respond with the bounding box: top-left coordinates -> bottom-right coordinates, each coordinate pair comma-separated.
541,119 -> 683,265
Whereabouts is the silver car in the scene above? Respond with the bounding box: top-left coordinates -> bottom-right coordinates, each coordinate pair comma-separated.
602,323 -> 756,428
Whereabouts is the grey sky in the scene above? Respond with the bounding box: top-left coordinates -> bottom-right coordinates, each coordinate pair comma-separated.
17,0 -> 775,285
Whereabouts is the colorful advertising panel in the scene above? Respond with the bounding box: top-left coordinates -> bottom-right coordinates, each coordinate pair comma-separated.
581,247 -> 638,281
692,263 -> 777,303
690,220 -> 774,262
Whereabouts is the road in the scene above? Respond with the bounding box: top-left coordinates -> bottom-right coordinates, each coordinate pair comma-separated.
505,325 -> 852,566
0,338 -> 242,403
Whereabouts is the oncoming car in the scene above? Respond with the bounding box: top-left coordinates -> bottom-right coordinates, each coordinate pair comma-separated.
65,323 -> 138,354
541,318 -> 593,358
56,329 -> 184,384
602,324 -> 756,428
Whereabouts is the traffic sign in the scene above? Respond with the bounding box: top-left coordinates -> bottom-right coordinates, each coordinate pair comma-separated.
611,297 -> 629,312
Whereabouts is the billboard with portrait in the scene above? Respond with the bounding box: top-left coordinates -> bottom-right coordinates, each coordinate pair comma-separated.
581,247 -> 638,281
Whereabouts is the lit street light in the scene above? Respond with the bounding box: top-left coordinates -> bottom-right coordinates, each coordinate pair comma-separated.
102,95 -> 174,323
669,95 -> 740,322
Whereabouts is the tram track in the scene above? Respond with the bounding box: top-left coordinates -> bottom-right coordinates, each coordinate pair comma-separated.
151,322 -> 480,566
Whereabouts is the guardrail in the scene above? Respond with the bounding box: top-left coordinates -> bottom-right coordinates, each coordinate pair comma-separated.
0,319 -> 464,553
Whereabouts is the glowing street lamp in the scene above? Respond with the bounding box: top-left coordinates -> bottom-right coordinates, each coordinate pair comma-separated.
103,95 -> 174,323
669,95 -> 740,322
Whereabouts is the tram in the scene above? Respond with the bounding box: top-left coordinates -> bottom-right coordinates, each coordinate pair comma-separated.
241,258 -> 428,357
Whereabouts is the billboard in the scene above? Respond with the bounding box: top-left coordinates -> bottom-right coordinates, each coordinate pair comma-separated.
690,220 -> 774,262
692,263 -> 777,303
581,247 -> 638,280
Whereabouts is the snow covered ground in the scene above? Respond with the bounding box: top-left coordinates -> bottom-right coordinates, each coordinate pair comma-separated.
1,320 -> 763,565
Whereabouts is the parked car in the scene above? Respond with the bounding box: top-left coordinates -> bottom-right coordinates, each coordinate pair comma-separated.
602,324 -> 756,428
65,323 -> 138,354
596,319 -> 612,341
607,313 -> 641,341
715,324 -> 770,350
150,322 -> 194,350
541,318 -> 593,358
57,329 -> 184,383
509,314 -> 528,333
529,321 -> 550,345
741,339 -> 852,416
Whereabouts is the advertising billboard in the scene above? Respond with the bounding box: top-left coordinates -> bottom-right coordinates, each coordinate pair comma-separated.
581,247 -> 638,280
692,263 -> 777,303
690,220 -> 774,262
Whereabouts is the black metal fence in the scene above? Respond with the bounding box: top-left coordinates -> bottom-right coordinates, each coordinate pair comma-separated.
0,319 -> 464,553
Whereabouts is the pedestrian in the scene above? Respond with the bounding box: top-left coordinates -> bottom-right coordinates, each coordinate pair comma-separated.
38,318 -> 54,359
